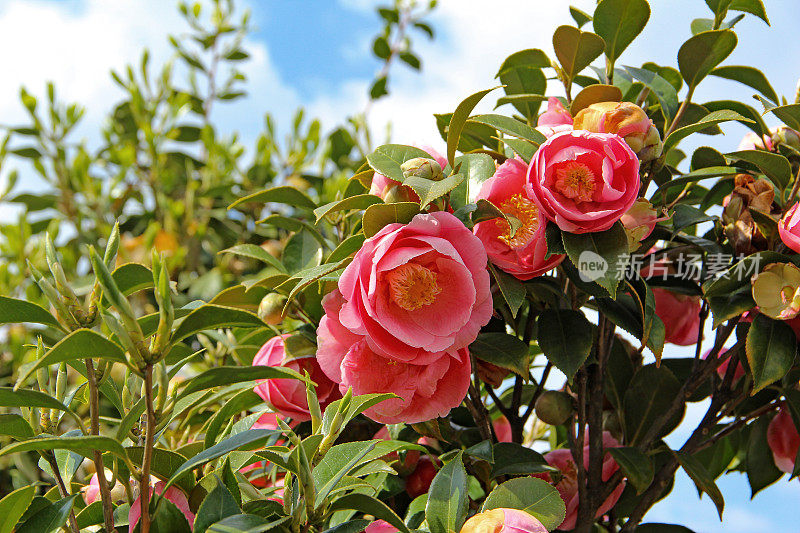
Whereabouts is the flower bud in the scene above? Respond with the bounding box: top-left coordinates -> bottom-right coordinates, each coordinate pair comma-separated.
771,126 -> 800,151
382,184 -> 418,204
534,390 -> 573,426
460,508 -> 548,533
573,101 -> 662,162
620,198 -> 660,251
737,131 -> 773,151
751,262 -> 800,320
258,293 -> 288,325
401,157 -> 443,182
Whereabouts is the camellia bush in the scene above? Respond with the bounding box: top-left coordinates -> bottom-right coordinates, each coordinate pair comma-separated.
4,0 -> 800,532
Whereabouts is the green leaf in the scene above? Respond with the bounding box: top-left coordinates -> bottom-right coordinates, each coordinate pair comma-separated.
0,486 -> 36,533
177,365 -> 306,399
537,310 -> 593,380
664,110 -> 752,152
194,482 -> 241,533
672,204 -> 715,234
673,450 -> 725,519
746,314 -> 796,394
404,173 -> 465,209
329,494 -> 411,533
19,329 -> 127,386
314,441 -> 377,505
282,230 -> 324,273
726,150 -> 792,191
729,0 -> 769,24
146,495 -> 193,533
322,393 -> 398,435
425,452 -> 468,533
593,0 -> 650,62
15,494 -> 77,533
711,65 -> 778,104
370,76 -> 388,100
677,30 -> 737,89
469,332 -> 531,377
0,296 -> 60,328
746,415 -> 783,495
450,153 -> 496,210
624,65 -> 680,123
447,87 -> 500,167
499,138 -> 537,163
207,514 -> 288,532
314,195 -> 383,222
608,447 -> 654,494
552,25 -> 605,82
228,186 -> 316,210
570,6 -> 593,28
171,304 -> 265,343
562,222 -> 629,298
496,49 -> 550,75
324,520 -> 371,533
570,84 -> 622,115
624,365 -> 683,445
219,244 -> 286,273
467,114 -> 546,146
491,443 -> 554,477
0,435 -> 129,464
366,144 -> 434,183
0,387 -> 82,428
766,103 -> 800,131
372,36 -> 390,60
362,202 -> 420,238
112,263 -> 154,295
0,413 -> 34,441
496,51 -> 548,121
164,429 -> 278,492
492,267 -> 526,317
328,234 -> 366,264
205,390 -> 263,448
480,477 -> 566,531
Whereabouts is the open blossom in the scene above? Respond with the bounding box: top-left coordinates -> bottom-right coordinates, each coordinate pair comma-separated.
536,432 -> 624,531
537,97 -> 574,138
474,158 -> 563,280
767,407 -> 800,473
253,334 -> 340,421
317,211 -> 490,423
751,263 -> 800,320
460,508 -> 548,533
369,146 -> 448,202
573,101 -> 662,162
779,203 -> 800,254
527,130 -> 640,234
130,481 -> 194,531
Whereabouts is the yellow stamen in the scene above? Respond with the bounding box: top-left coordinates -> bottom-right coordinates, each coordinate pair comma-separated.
496,194 -> 540,249
555,161 -> 596,203
386,263 -> 441,311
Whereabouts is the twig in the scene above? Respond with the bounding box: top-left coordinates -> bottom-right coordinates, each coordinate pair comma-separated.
43,452 -> 79,533
140,364 -> 156,533
86,358 -> 117,533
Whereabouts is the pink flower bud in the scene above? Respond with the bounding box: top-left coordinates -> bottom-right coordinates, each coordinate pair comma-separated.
737,131 -> 773,151
620,199 -> 661,251
461,508 -> 548,533
129,481 -> 194,530
573,101 -> 662,161
767,407 -> 800,474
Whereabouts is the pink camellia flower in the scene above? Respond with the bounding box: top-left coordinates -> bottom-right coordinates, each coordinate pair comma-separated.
317,212 -> 490,423
767,407 -> 800,473
526,130 -> 640,234
474,158 -> 564,280
652,288 -> 702,346
536,432 -> 625,531
779,203 -> 800,254
493,415 -> 513,443
369,146 -> 448,203
253,334 -> 340,422
460,508 -> 548,533
129,481 -> 194,531
737,131 -> 774,152
536,98 -> 574,139
83,472 -> 126,505
366,520 -> 399,533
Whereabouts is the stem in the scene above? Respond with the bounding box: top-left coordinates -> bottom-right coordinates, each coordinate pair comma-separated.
140,364 -> 156,533
786,165 -> 800,207
85,358 -> 117,533
466,383 -> 495,442
573,370 -> 591,533
44,453 -> 79,533
522,362 -> 553,423
664,86 -> 695,138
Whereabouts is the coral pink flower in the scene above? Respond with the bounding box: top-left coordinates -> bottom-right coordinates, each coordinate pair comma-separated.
253,334 -> 340,422
538,98 -> 573,127
536,432 -> 625,531
652,288 -> 701,346
737,131 -> 773,151
767,407 -> 800,474
335,211 -> 491,361
526,130 -> 640,234
366,520 -> 399,533
779,203 -> 800,254
369,146 -> 448,202
83,473 -> 126,505
461,508 -> 548,533
474,158 -> 563,280
493,415 -> 513,443
129,481 -> 194,530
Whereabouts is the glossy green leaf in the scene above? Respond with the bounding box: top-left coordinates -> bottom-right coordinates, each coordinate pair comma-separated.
228,186 -> 316,210
496,49 -> 550,76
747,415 -> 783,496
205,389 -> 263,448
496,52 -> 548,120
624,364 -> 683,445
329,494 -> 411,533
446,87 -> 500,167
0,413 -> 34,441
450,153 -> 495,210
677,30 -> 737,89
362,202 -> 420,238
593,0 -> 650,62
746,314 -> 796,394
561,222 -> 628,298
366,144 -> 435,183
0,485 -> 36,533
467,114 -> 546,146
674,450 -> 725,519
314,441 -> 376,505
403,172 -> 465,209
426,452 -> 468,533
0,435 -> 129,464
624,65 -> 680,122
112,263 -> 154,295
480,477 -> 566,531
711,65 -> 778,103
552,25 -> 605,82
470,332 -> 531,377
219,244 -> 286,273
15,494 -> 77,533
537,309 -> 593,380
491,443 -> 554,477
729,0 -> 769,24
725,150 -> 792,190
194,482 -> 241,533
492,267 -> 526,317
0,387 -> 81,428
664,110 -> 752,152
328,234 -> 366,264
766,103 -> 800,131
314,194 -> 383,222
282,230 -> 324,273
177,365 -> 306,399
171,304 -> 265,342
570,6 -> 593,28
0,296 -> 60,328
609,447 -> 655,494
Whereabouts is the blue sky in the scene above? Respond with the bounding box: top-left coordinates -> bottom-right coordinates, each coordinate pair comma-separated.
1,0 -> 800,530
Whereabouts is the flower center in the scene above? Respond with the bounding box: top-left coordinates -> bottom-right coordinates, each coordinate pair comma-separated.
496,194 -> 540,249
386,263 -> 441,311
555,161 -> 596,203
